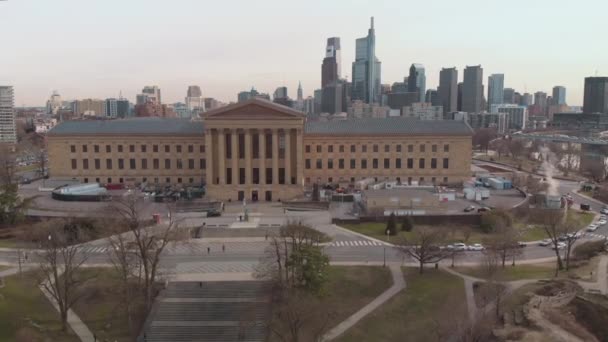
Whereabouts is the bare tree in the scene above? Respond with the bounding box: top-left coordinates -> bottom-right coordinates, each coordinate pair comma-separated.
482,212 -> 519,268
584,159 -> 606,182
472,128 -> 496,153
561,212 -> 582,271
480,250 -> 507,320
35,149 -> 47,177
562,142 -> 579,176
109,193 -> 188,311
530,208 -> 565,276
0,144 -> 16,186
400,227 -> 447,274
508,139 -> 526,160
35,219 -> 92,332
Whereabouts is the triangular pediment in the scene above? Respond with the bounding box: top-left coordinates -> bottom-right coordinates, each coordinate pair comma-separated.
204,98 -> 305,120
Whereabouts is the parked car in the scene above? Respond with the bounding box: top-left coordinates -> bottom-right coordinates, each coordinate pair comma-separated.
538,239 -> 552,247
468,243 -> 485,251
587,224 -> 599,232
448,243 -> 468,251
552,242 -> 567,250
601,208 -> 608,215
517,241 -> 527,248
463,205 -> 476,212
207,210 -> 221,217
477,207 -> 492,213
598,220 -> 607,226
580,203 -> 591,211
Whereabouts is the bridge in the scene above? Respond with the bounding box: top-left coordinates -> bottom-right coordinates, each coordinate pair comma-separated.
512,132 -> 608,146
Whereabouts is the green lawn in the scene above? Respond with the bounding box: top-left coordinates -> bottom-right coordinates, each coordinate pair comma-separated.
71,268 -> 145,342
270,266 -> 393,342
337,268 -> 466,342
455,264 -> 555,281
343,211 -> 595,245
0,272 -> 79,342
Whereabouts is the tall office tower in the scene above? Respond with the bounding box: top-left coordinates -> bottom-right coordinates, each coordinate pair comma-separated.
534,91 -> 548,110
141,86 -> 161,104
0,86 -> 16,144
503,88 -> 515,104
352,17 -> 381,104
425,89 -> 440,106
297,82 -> 303,101
438,67 -> 458,114
457,82 -> 463,111
321,37 -> 341,87
487,74 -> 504,109
47,91 -> 62,115
105,98 -> 130,118
408,64 -> 426,103
313,89 -> 323,115
521,93 -> 533,106
462,65 -> 483,113
583,77 -> 608,114
185,85 -> 205,112
273,87 -> 288,100
552,86 -> 567,105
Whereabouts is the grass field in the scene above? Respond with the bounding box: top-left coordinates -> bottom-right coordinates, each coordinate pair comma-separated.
0,272 -> 79,342
337,268 -> 466,342
269,266 -> 392,342
342,210 -> 595,245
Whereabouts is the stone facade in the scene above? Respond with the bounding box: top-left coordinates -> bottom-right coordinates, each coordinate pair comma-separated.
47,99 -> 473,202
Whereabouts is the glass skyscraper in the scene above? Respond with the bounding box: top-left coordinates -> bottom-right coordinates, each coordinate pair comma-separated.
352,17 -> 381,104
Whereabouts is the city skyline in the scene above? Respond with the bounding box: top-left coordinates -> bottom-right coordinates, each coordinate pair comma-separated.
1,0 -> 606,106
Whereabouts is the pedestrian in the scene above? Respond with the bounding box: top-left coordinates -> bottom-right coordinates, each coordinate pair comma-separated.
207,247 -> 210,254
222,244 -> 225,252
199,281 -> 203,288
265,232 -> 268,241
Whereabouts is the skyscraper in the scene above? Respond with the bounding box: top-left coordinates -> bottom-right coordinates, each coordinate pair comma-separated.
438,67 -> 458,114
408,64 -> 426,103
140,86 -> 160,104
352,17 -> 381,104
503,88 -> 515,104
297,82 -> 303,101
105,98 -> 130,118
186,85 -> 205,113
552,86 -> 567,105
462,65 -> 483,113
583,77 -> 608,114
487,74 -> 504,109
0,86 -> 16,144
534,91 -> 548,110
321,38 -> 341,88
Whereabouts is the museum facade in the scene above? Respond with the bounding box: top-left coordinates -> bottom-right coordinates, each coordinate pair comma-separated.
47,98 -> 473,201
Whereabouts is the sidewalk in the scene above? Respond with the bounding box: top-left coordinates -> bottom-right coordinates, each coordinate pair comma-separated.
321,263 -> 405,341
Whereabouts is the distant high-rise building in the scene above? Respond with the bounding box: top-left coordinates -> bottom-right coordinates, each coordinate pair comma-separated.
185,85 -> 205,113
238,87 -> 270,103
457,82 -> 463,111
583,77 -> 608,114
313,89 -> 323,115
72,99 -> 105,116
141,86 -> 161,105
438,67 -> 458,114
321,83 -> 347,114
552,86 -> 566,105
408,63 -> 426,103
534,91 -> 548,110
352,17 -> 381,104
273,87 -> 288,100
204,98 -> 222,111
487,74 -> 504,109
0,86 -> 17,144
47,91 -> 62,115
321,37 -> 341,87
297,82 -> 303,101
462,65 -> 483,113
105,98 -> 130,118
391,81 -> 408,93
425,89 -> 440,106
503,88 -> 515,104
521,93 -> 533,106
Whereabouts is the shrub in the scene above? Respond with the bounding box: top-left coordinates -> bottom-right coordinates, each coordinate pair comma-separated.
386,213 -> 398,236
573,240 -> 606,261
401,215 -> 414,232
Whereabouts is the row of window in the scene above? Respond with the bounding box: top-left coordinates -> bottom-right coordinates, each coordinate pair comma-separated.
70,144 -> 205,154
71,158 -> 206,170
304,176 -> 450,185
215,167 -> 294,186
84,177 -> 203,185
305,158 -> 449,170
305,143 -> 450,154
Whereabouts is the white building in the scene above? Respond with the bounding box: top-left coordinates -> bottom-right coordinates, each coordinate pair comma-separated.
185,85 -> 205,114
0,86 -> 17,144
402,102 -> 443,120
46,91 -> 62,115
492,104 -> 528,130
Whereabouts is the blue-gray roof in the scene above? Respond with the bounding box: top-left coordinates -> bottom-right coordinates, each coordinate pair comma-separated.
305,117 -> 473,136
48,118 -> 205,136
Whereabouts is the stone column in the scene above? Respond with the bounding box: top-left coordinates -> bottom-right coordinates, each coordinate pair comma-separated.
285,129 -> 291,185
231,130 -> 238,185
296,128 -> 303,186
217,129 -> 225,185
204,129 -> 213,186
245,129 -> 252,185
272,129 -> 279,185
259,129 -> 266,185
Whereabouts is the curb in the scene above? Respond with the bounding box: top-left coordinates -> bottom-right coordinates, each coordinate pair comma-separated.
331,224 -> 394,247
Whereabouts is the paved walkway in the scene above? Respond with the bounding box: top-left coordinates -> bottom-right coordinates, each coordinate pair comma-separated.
441,267 -> 481,322
321,263 -> 405,341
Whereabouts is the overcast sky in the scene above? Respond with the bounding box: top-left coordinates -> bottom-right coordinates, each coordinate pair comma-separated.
0,0 -> 606,107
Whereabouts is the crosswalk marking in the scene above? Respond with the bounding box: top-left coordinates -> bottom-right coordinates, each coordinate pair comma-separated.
327,240 -> 383,248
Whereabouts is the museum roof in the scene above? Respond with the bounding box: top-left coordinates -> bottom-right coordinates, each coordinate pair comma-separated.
304,117 -> 474,136
48,117 -> 205,136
